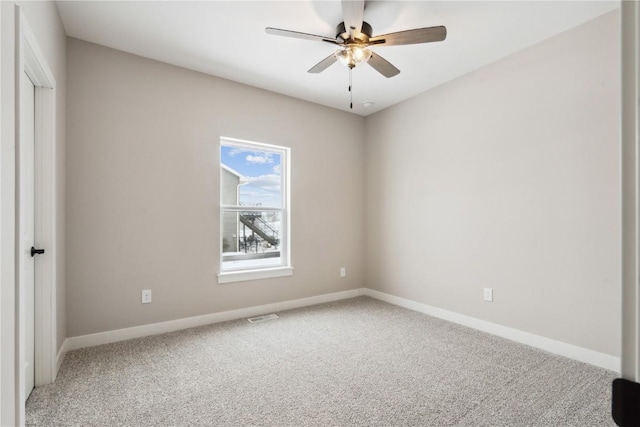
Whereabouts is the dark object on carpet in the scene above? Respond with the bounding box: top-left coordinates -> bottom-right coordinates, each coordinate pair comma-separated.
612,378 -> 640,426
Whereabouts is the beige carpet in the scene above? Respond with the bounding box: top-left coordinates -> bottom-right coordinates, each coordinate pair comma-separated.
27,297 -> 616,426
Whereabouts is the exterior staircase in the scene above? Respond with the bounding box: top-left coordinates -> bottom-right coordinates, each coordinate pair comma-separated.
239,213 -> 279,246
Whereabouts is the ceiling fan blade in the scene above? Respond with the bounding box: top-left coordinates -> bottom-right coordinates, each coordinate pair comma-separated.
367,52 -> 400,78
369,26 -> 447,46
308,54 -> 338,74
266,27 -> 339,44
341,0 -> 364,38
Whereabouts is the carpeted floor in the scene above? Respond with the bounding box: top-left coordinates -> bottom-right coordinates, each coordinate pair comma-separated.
27,297 -> 616,426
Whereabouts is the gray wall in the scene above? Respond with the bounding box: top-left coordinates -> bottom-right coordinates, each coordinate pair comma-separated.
18,0 -> 67,354
364,11 -> 621,356
66,38 -> 365,337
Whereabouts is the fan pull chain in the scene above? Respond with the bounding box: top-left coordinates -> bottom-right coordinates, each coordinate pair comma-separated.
349,68 -> 353,109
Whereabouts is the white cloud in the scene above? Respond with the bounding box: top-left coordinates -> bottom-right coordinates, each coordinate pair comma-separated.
272,164 -> 281,174
240,175 -> 282,206
227,147 -> 249,157
245,174 -> 281,191
246,154 -> 274,164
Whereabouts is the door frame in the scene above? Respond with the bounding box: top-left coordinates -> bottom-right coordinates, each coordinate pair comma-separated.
0,2 -> 18,424
16,7 -> 58,423
621,0 -> 640,381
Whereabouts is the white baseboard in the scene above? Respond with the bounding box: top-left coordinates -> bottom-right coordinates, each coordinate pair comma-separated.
362,288 -> 621,373
64,288 -> 365,351
55,339 -> 67,380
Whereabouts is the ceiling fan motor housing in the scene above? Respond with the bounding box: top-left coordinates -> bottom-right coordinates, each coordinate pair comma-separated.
336,21 -> 373,43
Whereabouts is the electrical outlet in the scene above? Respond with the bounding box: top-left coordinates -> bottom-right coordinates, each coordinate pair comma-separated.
483,288 -> 493,302
142,289 -> 152,304
340,267 -> 346,278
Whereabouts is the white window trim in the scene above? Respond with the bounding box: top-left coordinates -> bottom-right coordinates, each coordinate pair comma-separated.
218,266 -> 294,284
218,137 -> 292,284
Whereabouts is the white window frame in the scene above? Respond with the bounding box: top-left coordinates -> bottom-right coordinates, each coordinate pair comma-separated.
217,137 -> 292,284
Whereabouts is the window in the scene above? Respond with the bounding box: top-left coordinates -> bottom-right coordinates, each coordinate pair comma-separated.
218,137 -> 292,283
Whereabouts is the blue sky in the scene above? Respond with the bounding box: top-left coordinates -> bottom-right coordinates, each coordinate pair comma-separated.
221,145 -> 282,207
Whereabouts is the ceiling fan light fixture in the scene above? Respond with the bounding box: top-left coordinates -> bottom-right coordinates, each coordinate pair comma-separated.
336,45 -> 372,69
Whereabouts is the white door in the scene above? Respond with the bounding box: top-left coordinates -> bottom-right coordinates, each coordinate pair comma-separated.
20,70 -> 36,401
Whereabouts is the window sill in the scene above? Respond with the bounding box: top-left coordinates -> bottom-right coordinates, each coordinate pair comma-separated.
217,267 -> 294,284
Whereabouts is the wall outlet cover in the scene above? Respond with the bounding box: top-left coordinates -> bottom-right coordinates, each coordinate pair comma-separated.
142,289 -> 152,304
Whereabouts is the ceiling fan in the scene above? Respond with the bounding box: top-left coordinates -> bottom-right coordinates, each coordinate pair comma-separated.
265,0 -> 447,79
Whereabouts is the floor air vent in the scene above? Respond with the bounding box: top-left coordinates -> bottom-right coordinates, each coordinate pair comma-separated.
247,313 -> 279,323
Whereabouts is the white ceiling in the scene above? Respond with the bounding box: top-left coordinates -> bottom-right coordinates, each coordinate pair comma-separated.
56,1 -> 619,116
